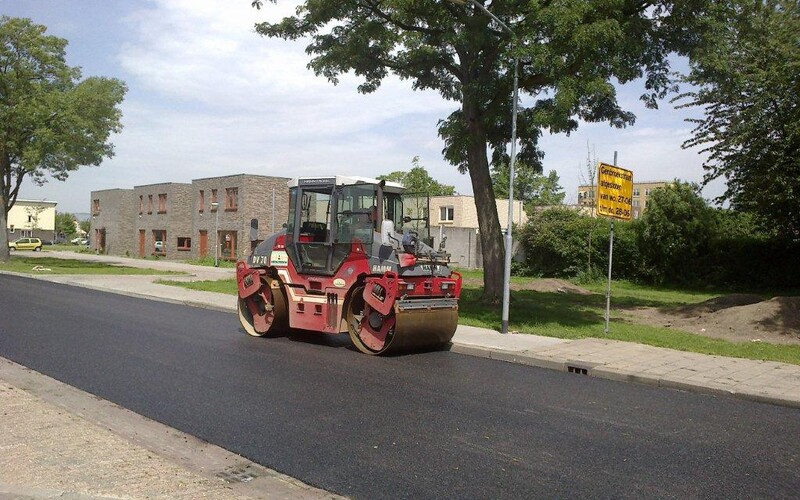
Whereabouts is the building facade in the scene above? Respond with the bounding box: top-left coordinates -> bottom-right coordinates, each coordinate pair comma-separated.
90,174 -> 290,261
6,199 -> 58,241
577,181 -> 669,218
133,182 -> 193,259
91,189 -> 136,255
191,174 -> 289,260
429,196 -> 527,228
426,196 -> 527,270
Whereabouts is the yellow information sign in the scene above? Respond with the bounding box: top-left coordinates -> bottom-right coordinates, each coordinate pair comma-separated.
596,163 -> 633,220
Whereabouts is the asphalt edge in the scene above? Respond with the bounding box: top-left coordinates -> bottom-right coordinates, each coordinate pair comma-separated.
450,343 -> 800,410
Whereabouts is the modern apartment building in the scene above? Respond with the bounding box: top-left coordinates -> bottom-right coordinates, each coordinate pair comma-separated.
6,199 -> 58,241
133,182 -> 193,259
91,189 -> 135,254
90,174 -> 290,260
577,181 -> 669,218
192,174 -> 288,260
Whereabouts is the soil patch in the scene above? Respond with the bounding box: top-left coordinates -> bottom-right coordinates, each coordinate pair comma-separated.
627,295 -> 800,345
520,278 -> 593,295
459,276 -> 593,295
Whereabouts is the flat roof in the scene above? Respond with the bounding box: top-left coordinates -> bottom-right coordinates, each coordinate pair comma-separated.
288,175 -> 404,192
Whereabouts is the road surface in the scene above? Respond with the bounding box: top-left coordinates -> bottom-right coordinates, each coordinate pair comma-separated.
1,275 -> 798,498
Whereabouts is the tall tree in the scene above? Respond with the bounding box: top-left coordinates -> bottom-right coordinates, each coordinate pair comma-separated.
676,0 -> 800,238
378,156 -> 456,196
253,0 -> 710,301
0,17 -> 126,261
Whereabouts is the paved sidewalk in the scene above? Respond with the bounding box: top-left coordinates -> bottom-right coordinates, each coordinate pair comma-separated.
2,251 -> 800,497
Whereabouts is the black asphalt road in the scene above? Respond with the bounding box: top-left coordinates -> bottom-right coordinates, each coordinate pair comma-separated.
1,275 -> 799,499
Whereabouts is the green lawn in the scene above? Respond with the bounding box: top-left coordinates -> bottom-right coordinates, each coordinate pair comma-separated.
0,256 -> 182,275
156,278 -> 237,294
155,273 -> 800,366
44,244 -> 92,253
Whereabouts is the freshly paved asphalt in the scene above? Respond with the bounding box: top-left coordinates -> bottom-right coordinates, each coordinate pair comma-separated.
2,274 -> 799,499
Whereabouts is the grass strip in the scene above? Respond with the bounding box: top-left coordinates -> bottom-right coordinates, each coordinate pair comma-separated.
1,256 -> 183,275
156,278 -> 237,294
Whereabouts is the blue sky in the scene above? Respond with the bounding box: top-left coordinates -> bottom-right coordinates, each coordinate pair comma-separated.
3,0 -> 722,213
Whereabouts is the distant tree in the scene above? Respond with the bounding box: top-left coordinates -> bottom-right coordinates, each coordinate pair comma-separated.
378,157 -> 456,197
253,0 -> 713,302
55,212 -> 77,239
24,204 -> 47,234
78,220 -> 90,236
0,17 -> 127,261
676,0 -> 800,237
579,143 -> 601,275
492,163 -> 565,213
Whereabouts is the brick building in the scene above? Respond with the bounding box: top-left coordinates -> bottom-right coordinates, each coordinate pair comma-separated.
91,189 -> 135,255
90,174 -> 290,261
133,182 -> 193,259
191,174 -> 289,260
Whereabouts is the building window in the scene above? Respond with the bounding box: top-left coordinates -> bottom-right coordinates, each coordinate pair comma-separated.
158,193 -> 167,214
633,199 -> 640,207
177,237 -> 191,251
139,195 -> 143,215
225,187 -> 238,211
153,230 -> 166,255
633,188 -> 640,197
92,199 -> 100,215
211,189 -> 218,210
9,225 -> 14,234
440,206 -> 454,222
148,195 -> 153,214
645,189 -> 651,196
198,190 -> 205,212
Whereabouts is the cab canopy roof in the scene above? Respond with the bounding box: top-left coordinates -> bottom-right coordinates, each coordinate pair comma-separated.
287,175 -> 404,193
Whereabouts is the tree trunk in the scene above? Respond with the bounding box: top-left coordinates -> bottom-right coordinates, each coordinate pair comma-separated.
463,97 -> 505,303
0,196 -> 8,263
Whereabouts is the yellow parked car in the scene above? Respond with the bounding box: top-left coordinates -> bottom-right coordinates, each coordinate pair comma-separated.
8,237 -> 43,251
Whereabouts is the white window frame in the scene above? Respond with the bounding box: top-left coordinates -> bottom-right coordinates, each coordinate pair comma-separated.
439,206 -> 455,222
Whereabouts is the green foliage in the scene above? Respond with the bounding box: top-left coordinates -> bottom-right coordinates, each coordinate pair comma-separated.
514,181 -> 800,288
635,182 -> 718,284
78,220 -> 90,235
0,16 -> 126,260
491,164 -> 565,212
516,208 -> 638,279
377,156 -> 455,196
676,0 -> 800,237
55,212 -> 77,238
253,0 -> 713,299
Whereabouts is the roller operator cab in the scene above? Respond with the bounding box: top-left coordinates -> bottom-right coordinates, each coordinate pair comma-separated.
235,175 -> 462,355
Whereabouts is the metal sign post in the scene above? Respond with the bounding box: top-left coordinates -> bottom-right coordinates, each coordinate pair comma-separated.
596,152 -> 633,334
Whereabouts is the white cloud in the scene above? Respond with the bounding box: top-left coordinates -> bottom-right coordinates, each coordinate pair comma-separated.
19,0 -> 720,213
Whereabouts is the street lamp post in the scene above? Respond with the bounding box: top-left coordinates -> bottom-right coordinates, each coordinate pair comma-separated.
211,202 -> 220,267
449,0 -> 518,334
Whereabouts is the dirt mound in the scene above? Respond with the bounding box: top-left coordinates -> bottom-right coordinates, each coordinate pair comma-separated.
521,278 -> 593,295
675,293 -> 764,315
627,296 -> 800,345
